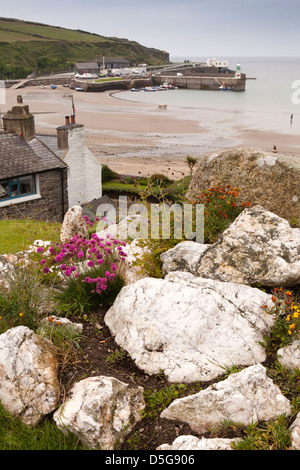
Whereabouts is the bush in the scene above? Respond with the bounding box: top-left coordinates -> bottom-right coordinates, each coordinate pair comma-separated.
0,263 -> 47,333
102,165 -> 119,183
148,174 -> 173,188
195,185 -> 251,244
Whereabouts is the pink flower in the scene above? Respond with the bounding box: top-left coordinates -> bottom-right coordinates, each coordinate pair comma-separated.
87,260 -> 95,267
43,267 -> 50,274
40,259 -> 47,265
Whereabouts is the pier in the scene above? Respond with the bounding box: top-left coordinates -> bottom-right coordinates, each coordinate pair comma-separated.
152,74 -> 246,91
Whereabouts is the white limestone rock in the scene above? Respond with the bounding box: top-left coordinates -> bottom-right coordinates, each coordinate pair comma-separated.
40,316 -> 83,334
161,364 -> 292,434
53,376 -> 145,450
0,255 -> 15,274
197,205 -> 300,286
120,239 -> 151,285
277,340 -> 300,371
0,326 -> 60,425
157,435 -> 239,450
104,271 -> 275,383
160,241 -> 210,276
290,412 -> 300,450
60,205 -> 88,243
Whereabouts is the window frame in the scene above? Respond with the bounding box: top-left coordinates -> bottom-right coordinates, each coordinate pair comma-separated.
0,174 -> 41,207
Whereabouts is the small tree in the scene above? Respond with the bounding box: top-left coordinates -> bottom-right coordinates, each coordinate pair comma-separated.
185,156 -> 198,175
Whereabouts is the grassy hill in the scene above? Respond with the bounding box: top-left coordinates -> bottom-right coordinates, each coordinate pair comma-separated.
0,17 -> 169,79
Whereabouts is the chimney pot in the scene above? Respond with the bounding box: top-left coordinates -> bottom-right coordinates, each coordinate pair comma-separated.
65,116 -> 70,125
71,115 -> 75,124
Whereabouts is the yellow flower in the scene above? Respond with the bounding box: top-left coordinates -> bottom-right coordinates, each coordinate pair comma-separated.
19,312 -> 23,317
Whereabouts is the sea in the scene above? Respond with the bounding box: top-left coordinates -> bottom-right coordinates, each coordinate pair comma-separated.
116,56 -> 300,138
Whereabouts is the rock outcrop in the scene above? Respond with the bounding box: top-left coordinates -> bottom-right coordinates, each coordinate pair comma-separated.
160,364 -> 292,434
53,376 -> 145,450
60,205 -> 88,243
186,147 -> 300,223
160,240 -> 209,277
0,326 -> 60,425
157,435 -> 239,451
161,206 -> 300,287
104,271 -> 275,383
277,340 -> 300,371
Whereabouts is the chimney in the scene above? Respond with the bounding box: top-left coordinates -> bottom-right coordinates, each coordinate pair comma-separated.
2,95 -> 35,142
56,117 -> 83,151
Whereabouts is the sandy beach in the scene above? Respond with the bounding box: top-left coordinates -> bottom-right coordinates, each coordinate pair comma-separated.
2,85 -> 300,179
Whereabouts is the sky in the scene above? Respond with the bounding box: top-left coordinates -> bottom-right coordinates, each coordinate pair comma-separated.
1,0 -> 300,58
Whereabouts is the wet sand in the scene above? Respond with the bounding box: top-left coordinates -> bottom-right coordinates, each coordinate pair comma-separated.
3,85 -> 300,179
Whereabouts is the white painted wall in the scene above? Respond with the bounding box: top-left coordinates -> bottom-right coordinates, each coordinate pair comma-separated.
64,126 -> 102,207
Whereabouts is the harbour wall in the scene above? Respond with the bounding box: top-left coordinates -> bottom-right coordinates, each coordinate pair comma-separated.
152,74 -> 246,91
5,74 -> 246,92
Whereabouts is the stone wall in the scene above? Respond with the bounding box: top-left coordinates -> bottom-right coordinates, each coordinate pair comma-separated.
0,168 -> 68,222
153,74 -> 246,91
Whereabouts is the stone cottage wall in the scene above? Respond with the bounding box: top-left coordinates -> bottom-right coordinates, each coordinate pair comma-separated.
0,168 -> 68,223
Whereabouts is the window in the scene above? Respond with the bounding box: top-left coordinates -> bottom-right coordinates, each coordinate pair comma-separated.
0,175 -> 36,201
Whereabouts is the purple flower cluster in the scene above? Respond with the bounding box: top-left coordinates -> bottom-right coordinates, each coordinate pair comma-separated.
39,216 -> 127,295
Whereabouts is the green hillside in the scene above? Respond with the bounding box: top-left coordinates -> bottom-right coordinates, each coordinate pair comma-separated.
0,17 -> 169,78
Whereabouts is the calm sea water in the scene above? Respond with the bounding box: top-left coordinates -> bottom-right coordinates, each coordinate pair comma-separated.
117,57 -> 300,135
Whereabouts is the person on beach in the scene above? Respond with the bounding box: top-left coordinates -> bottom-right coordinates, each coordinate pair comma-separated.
290,113 -> 293,123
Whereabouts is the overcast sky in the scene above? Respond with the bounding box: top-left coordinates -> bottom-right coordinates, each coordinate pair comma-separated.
1,0 -> 300,58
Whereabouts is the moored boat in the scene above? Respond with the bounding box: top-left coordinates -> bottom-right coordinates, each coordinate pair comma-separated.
144,86 -> 157,92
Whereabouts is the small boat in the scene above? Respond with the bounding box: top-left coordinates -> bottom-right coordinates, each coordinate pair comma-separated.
219,84 -> 233,91
75,87 -> 84,92
130,88 -> 141,92
50,84 -> 57,89
144,86 -> 157,92
75,73 -> 95,79
160,82 -> 177,90
40,85 -> 46,89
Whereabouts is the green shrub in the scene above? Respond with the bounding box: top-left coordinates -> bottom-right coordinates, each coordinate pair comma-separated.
102,165 -> 119,183
148,174 -> 173,188
0,263 -> 47,333
0,402 -> 86,450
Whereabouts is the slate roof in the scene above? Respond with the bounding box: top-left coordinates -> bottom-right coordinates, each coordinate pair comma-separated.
95,56 -> 130,64
33,134 -> 66,159
75,62 -> 99,70
0,132 -> 67,180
